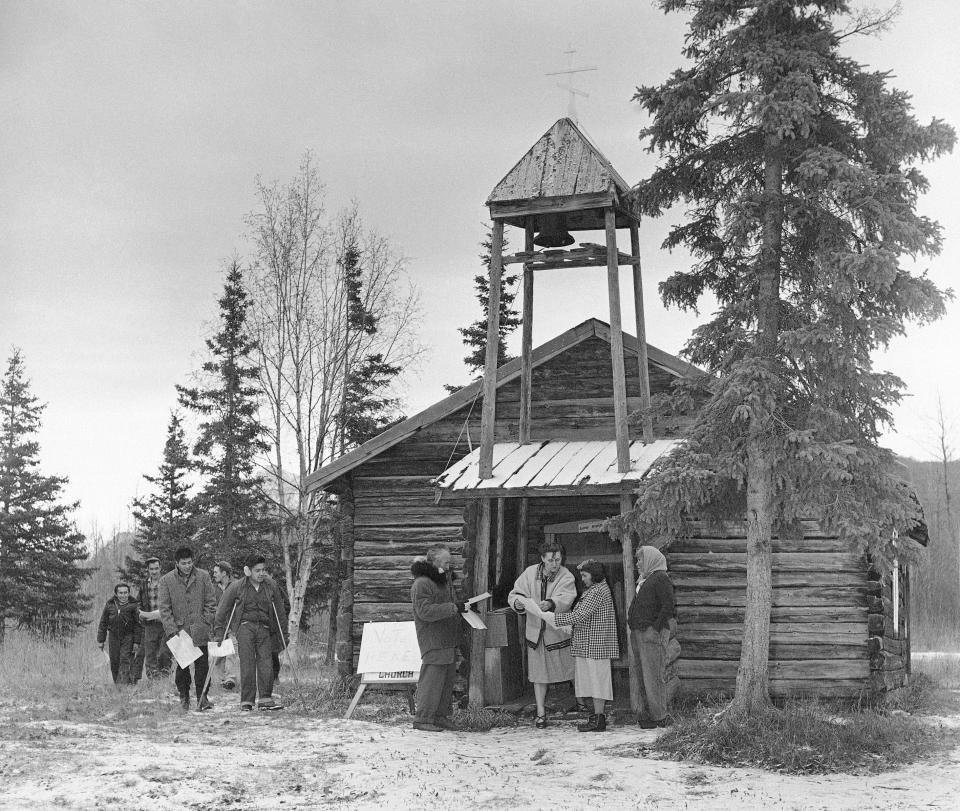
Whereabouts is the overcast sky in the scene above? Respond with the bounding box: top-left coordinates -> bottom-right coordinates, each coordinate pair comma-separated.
3,1 -> 959,536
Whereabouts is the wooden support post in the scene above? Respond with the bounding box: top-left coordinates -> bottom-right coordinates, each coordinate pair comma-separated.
516,496 -> 529,683
620,492 -> 641,714
516,497 -> 529,575
519,220 -> 535,445
494,497 -> 506,585
630,222 -> 654,444
605,208 -> 631,473
479,221 -> 505,479
469,498 -> 492,708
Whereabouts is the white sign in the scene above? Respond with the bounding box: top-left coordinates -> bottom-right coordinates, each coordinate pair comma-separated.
355,621 -> 422,675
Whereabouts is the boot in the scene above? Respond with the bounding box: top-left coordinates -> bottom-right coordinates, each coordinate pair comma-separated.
577,713 -> 606,732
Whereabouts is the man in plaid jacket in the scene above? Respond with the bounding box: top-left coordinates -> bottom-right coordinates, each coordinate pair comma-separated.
552,560 -> 620,732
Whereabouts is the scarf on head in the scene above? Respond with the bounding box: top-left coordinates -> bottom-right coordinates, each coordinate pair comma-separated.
635,546 -> 667,591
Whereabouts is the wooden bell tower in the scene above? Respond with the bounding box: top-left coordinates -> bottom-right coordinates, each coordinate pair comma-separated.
469,118 -> 654,709
478,117 -> 653,476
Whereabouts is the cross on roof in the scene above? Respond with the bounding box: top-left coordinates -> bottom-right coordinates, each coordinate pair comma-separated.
545,47 -> 597,123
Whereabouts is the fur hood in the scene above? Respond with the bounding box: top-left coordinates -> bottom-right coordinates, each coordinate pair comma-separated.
411,558 -> 457,586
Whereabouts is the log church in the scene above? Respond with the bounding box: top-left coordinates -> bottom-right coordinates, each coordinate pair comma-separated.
306,118 -> 923,706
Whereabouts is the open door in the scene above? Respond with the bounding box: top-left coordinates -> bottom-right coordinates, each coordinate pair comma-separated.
543,519 -> 629,669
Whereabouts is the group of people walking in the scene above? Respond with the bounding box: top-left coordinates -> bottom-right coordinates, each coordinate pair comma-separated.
96,547 -> 288,713
409,540 -> 677,732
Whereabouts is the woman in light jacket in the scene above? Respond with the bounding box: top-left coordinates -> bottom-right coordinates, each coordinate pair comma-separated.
552,559 -> 620,733
508,540 -> 577,729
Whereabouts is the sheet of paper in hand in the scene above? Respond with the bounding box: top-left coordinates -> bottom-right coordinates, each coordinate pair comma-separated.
461,609 -> 487,630
166,629 -> 203,669
208,637 -> 235,658
520,597 -> 561,629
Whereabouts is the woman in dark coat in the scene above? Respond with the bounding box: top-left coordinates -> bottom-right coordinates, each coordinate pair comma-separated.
97,583 -> 142,685
627,545 -> 677,728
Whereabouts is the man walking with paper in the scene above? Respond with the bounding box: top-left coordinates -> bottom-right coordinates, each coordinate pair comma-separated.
409,545 -> 465,732
213,554 -> 288,711
211,561 -> 238,690
158,547 -> 218,711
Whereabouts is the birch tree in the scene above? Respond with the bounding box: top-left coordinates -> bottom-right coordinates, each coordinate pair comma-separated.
246,154 -> 421,653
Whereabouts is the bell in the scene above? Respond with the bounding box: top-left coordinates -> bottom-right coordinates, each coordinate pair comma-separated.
533,214 -> 574,248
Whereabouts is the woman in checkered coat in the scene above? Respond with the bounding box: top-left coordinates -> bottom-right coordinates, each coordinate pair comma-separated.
552,559 -> 620,733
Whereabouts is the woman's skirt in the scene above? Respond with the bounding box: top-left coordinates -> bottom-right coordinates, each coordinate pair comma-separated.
573,655 -> 613,701
527,641 -> 575,684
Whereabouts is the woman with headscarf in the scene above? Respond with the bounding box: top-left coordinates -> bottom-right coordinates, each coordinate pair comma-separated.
508,540 -> 577,729
551,559 -> 620,733
627,545 -> 677,728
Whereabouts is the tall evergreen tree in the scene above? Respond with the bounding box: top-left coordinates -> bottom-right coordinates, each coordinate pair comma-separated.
0,349 -> 90,639
337,232 -> 402,449
458,225 -> 520,377
619,1 -> 955,714
178,262 -> 269,569
123,411 -> 196,579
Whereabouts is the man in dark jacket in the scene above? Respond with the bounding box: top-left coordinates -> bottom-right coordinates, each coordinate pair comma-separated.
133,557 -> 171,681
158,546 -> 218,711
213,554 -> 288,711
97,583 -> 143,685
410,545 -> 465,732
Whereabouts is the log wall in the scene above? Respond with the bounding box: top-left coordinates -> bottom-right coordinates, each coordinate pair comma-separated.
669,521 -> 880,697
344,337 -> 679,665
868,562 -> 910,693
335,333 -> 909,696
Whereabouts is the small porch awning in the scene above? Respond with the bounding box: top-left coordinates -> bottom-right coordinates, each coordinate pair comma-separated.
432,438 -> 679,499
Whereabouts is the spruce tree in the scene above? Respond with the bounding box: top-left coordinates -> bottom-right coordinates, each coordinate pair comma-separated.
621,1 -> 955,713
178,262 -> 269,570
338,233 -> 402,449
0,349 -> 90,638
458,225 -> 520,377
124,411 -> 195,579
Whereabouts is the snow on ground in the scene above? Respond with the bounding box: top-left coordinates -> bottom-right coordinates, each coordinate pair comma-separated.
3,699 -> 960,811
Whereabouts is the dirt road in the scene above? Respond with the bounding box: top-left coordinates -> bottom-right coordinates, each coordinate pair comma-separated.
3,701 -> 960,810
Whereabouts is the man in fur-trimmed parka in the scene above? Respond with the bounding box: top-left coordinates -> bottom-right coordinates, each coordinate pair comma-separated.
409,544 -> 465,732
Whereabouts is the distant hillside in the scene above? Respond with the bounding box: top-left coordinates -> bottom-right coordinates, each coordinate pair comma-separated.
902,458 -> 960,651
84,531 -> 137,618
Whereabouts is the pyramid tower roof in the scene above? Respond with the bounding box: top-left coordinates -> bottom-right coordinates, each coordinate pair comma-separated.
486,118 -> 639,230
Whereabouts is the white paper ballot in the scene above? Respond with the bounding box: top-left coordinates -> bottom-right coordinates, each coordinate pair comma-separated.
166,629 -> 203,669
461,610 -> 487,630
520,597 -> 562,629
465,592 -> 491,606
208,637 -> 235,658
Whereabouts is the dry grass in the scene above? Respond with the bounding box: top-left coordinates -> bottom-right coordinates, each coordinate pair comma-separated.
912,652 -> 960,690
642,695 -> 960,775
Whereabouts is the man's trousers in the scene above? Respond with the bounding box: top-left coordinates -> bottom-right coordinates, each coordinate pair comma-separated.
414,658 -> 456,724
108,634 -> 135,685
237,621 -> 275,705
174,644 -> 209,700
133,620 -> 171,681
